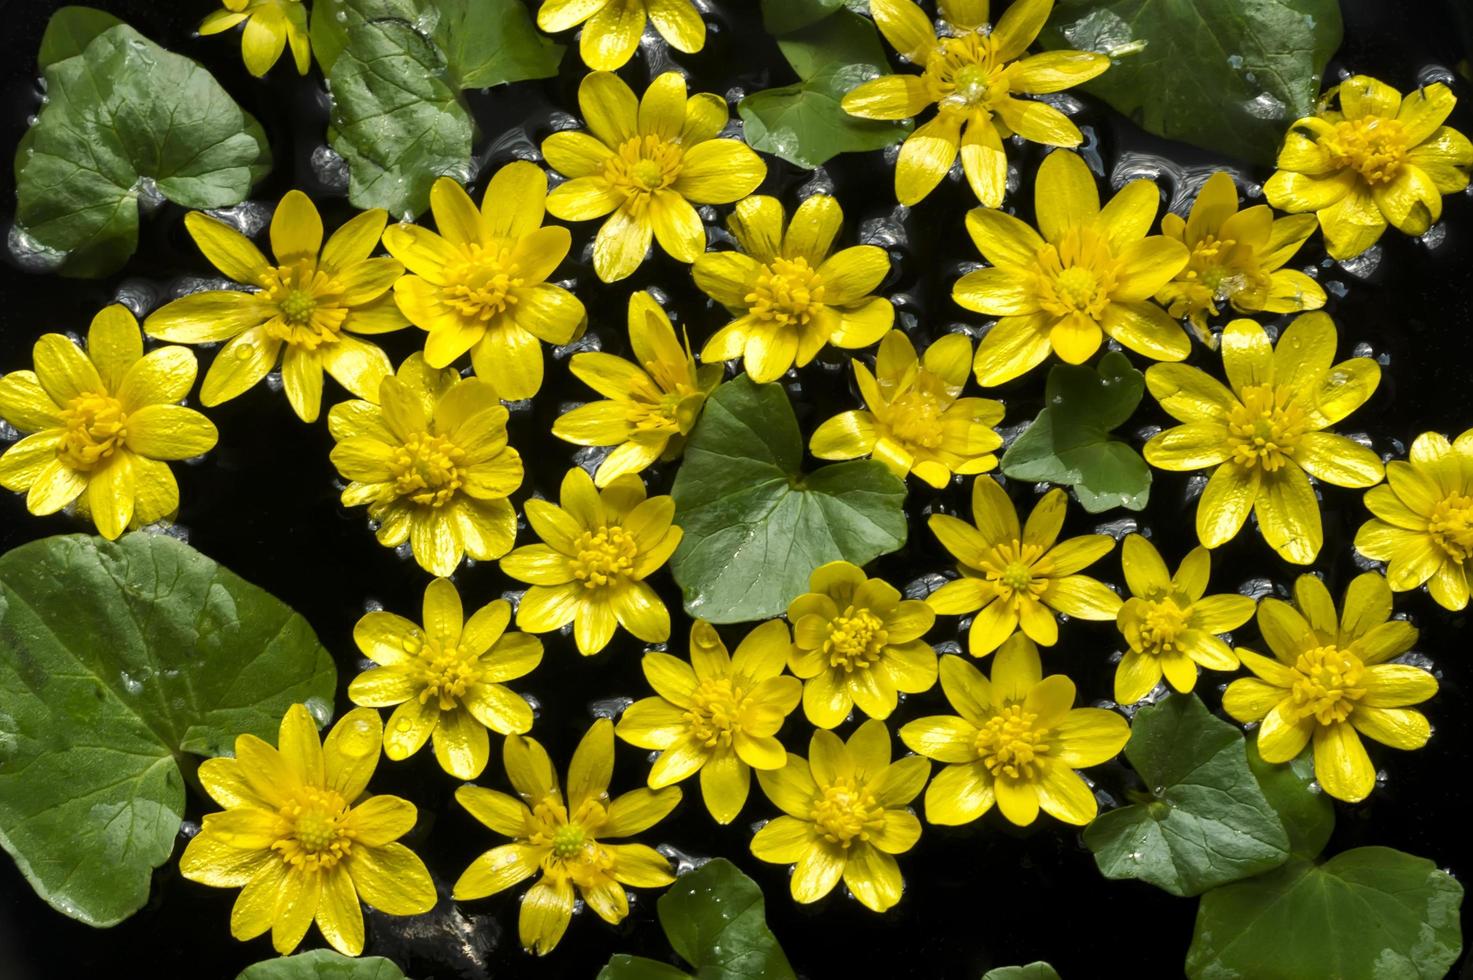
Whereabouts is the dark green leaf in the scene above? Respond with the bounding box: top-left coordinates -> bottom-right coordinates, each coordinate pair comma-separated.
37,5 -> 123,68
309,0 -> 420,75
761,0 -> 844,34
982,965 -> 1063,980
236,951 -> 408,980
0,534 -> 337,927
1246,741 -> 1334,860
597,956 -> 694,980
437,0 -> 563,88
658,859 -> 797,980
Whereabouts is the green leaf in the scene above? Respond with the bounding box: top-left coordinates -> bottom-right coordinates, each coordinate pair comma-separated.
670,378 -> 908,623
657,859 -> 797,980
1084,694 -> 1290,897
36,5 -> 123,68
1000,351 -> 1150,513
1187,847 -> 1465,980
597,956 -> 694,980
14,21 -> 272,277
437,0 -> 563,88
236,951 -> 408,980
309,0 -> 420,75
982,965 -> 1063,980
1246,741 -> 1334,860
1039,0 -> 1343,165
0,533 -> 337,927
760,0 -> 844,34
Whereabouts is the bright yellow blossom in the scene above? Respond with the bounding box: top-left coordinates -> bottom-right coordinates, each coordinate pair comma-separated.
544,71 -> 767,283
788,561 -> 937,728
1143,313 -> 1383,565
616,620 -> 801,823
928,477 -> 1120,657
552,291 -> 721,487
810,330 -> 1004,487
1113,534 -> 1256,704
179,704 -> 436,956
349,578 -> 542,780
200,0 -> 310,77
1223,572 -> 1435,803
146,191 -> 404,422
842,0 -> 1109,206
694,194 -> 893,383
328,353 -> 523,577
454,719 -> 680,955
750,719 -> 928,913
900,635 -> 1129,826
954,150 -> 1190,386
1265,75 -> 1473,259
501,467 -> 681,656
537,0 -> 705,71
0,305 -> 217,539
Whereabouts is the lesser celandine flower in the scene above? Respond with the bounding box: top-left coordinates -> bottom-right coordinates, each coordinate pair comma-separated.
1113,534 -> 1256,704
552,291 -> 721,487
200,0 -> 310,77
454,719 -> 680,955
537,0 -> 705,71
616,620 -> 801,823
146,191 -> 405,422
928,477 -> 1120,657
349,578 -> 542,780
1265,75 -> 1473,259
750,719 -> 928,913
501,467 -> 681,656
1223,573 -> 1435,803
0,305 -> 217,539
694,194 -> 893,382
544,71 -> 766,283
810,330 -> 1004,487
900,635 -> 1129,826
382,164 -> 585,401
1143,313 -> 1383,565
328,354 -> 523,577
180,704 -> 436,956
842,0 -> 1109,207
954,150 -> 1190,386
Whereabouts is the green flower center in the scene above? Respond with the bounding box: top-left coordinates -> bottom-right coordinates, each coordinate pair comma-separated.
926,34 -> 1009,110
810,778 -> 884,847
1034,229 -> 1119,319
57,392 -> 127,470
280,289 -> 317,325
1289,645 -> 1367,725
748,256 -> 828,328
444,244 -> 523,322
389,432 -> 466,507
273,788 -> 353,870
264,261 -> 346,348
606,135 -> 684,199
571,526 -> 639,588
551,823 -> 587,859
824,606 -> 888,671
1324,117 -> 1408,185
1428,493 -> 1473,562
975,704 -> 1051,780
1227,384 -> 1309,471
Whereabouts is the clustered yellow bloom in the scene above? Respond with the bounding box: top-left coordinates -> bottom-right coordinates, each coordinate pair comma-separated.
843,0 -> 1109,207
200,0 -> 310,77
537,0 -> 705,70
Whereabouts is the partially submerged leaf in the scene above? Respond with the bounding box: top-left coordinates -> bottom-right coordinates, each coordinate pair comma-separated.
982,965 -> 1063,980
36,5 -> 122,68
236,951 -> 408,980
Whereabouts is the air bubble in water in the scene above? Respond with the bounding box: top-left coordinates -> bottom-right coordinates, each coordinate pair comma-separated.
589,696 -> 633,719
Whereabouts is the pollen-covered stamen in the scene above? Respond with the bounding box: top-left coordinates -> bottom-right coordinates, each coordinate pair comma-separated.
1034,229 -> 1120,320
684,677 -> 746,747
571,526 -> 639,588
1323,117 -> 1408,184
389,433 -> 466,507
824,607 -> 889,671
272,788 -> 355,871
975,705 -> 1051,780
263,261 -> 347,348
1428,494 -> 1473,561
57,392 -> 127,469
444,244 -> 524,321
978,542 -> 1048,604
809,779 -> 886,847
1226,384 -> 1309,471
747,257 -> 828,329
1288,645 -> 1367,725
604,136 -> 685,206
924,33 -> 1009,111
1136,599 -> 1191,657
413,636 -> 482,710
886,389 -> 946,450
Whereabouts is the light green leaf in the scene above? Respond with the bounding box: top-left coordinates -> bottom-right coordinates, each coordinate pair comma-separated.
236,951 -> 408,980
36,5 -> 123,68
309,0 -> 420,75
1246,741 -> 1334,860
597,956 -> 694,980
437,0 -> 563,87
982,965 -> 1063,980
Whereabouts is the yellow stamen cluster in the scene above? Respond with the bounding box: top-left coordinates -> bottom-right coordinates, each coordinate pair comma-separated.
926,35 -> 1008,110
1288,646 -> 1367,725
443,245 -> 524,321
388,433 -> 466,507
57,392 -> 128,469
1322,117 -> 1408,184
824,607 -> 889,671
1135,600 -> 1191,658
1226,385 -> 1309,471
747,257 -> 827,328
271,788 -> 355,872
1427,495 -> 1473,561
810,779 -> 885,847
571,526 -> 638,588
975,704 -> 1050,781
1034,230 -> 1119,319
262,262 -> 346,348
606,135 -> 684,202
683,678 -> 744,749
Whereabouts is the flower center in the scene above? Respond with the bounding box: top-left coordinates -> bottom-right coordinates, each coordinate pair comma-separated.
413,635 -> 480,710
444,244 -> 523,322
57,392 -> 127,469
747,257 -> 828,328
809,778 -> 885,847
1034,229 -> 1119,320
280,289 -> 317,325
571,526 -> 638,589
684,677 -> 745,747
1428,494 -> 1473,562
272,788 -> 353,871
1323,117 -> 1408,185
388,432 -> 466,507
926,34 -> 1009,110
1137,599 -> 1191,657
824,606 -> 889,671
529,796 -> 616,877
1226,384 -> 1309,471
605,136 -> 685,204
263,261 -> 346,349
887,390 -> 945,449
627,382 -> 700,434
975,704 -> 1051,780
1288,645 -> 1367,725
979,543 -> 1048,604
551,823 -> 586,860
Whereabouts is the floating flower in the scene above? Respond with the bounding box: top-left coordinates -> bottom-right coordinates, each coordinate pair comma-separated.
349,578 -> 542,780
0,305 -> 217,539
1264,75 -> 1473,259
146,190 -> 404,422
750,719 -> 928,913
842,0 -> 1109,206
927,477 -> 1120,657
954,150 -> 1190,386
810,330 -> 1004,487
200,0 -> 310,77
537,0 -> 705,71
900,635 -> 1129,826
552,291 -> 722,487
179,704 -> 436,956
1143,313 -> 1383,565
694,194 -> 893,382
501,467 -> 681,656
616,620 -> 801,824
328,353 -> 523,577
454,718 -> 680,954
1223,572 -> 1435,803
544,71 -> 766,283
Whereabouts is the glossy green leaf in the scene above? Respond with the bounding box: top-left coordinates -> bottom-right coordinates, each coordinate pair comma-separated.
236,951 -> 407,980
597,957 -> 693,980
36,5 -> 122,68
0,533 -> 337,927
982,965 -> 1062,980
309,0 -> 420,75
1246,741 -> 1335,860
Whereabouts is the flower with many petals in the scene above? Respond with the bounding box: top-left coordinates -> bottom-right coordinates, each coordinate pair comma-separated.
200,0 -> 310,77
537,0 -> 705,70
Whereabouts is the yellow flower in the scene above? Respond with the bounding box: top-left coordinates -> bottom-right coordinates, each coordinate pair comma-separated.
146,190 -> 405,422
179,704 -> 436,956
537,0 -> 705,71
544,71 -> 767,283
750,719 -> 928,913
616,620 -> 801,824
900,635 -> 1129,826
552,291 -> 722,487
927,477 -> 1120,657
1356,429 -> 1473,610
0,305 -> 217,539
349,578 -> 543,780
787,561 -> 938,728
382,165 -> 585,401
328,353 -> 523,577
1143,313 -> 1383,565
1264,75 -> 1473,259
501,467 -> 681,655
1113,534 -> 1256,704
1157,171 -> 1325,345
694,194 -> 894,383
200,0 -> 310,77
1223,572 -> 1435,803
842,0 -> 1109,206
810,329 -> 1004,487
954,150 -> 1190,386
453,718 -> 680,955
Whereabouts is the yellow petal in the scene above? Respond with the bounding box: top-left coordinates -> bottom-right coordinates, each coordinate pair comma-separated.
1255,465 -> 1322,565
648,0 -> 705,53
1312,721 -> 1375,803
991,0 -> 1049,59
1035,760 -> 1099,825
185,211 -> 272,285
581,0 -> 645,70
1349,705 -> 1431,751
895,113 -> 963,206
1035,150 -> 1099,240
518,875 -> 575,954
969,314 -> 1054,386
673,139 -> 767,204
870,0 -> 937,61
843,74 -> 932,121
